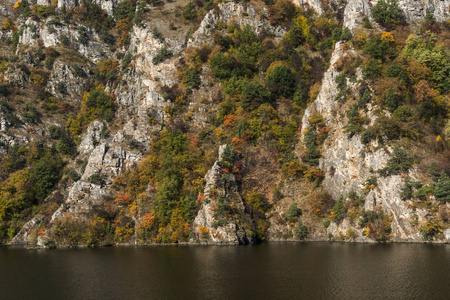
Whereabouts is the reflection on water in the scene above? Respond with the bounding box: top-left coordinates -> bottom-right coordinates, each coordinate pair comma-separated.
0,243 -> 449,299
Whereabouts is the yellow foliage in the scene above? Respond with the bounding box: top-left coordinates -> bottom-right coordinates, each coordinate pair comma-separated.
364,227 -> 370,237
2,18 -> 12,31
13,1 -> 21,9
295,15 -> 310,39
381,32 -> 395,42
137,213 -> 156,237
436,135 -> 441,142
213,127 -> 225,141
198,226 -> 209,238
114,222 -> 134,242
266,61 -> 287,78
0,169 -> 30,221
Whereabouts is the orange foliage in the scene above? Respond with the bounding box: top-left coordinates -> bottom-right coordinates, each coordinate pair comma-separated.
223,114 -> 237,127
137,213 -> 156,237
198,226 -> 209,238
115,194 -> 132,205
381,32 -> 395,42
414,80 -> 438,102
38,226 -> 46,236
406,61 -> 432,85
231,137 -> 245,148
196,193 -> 205,204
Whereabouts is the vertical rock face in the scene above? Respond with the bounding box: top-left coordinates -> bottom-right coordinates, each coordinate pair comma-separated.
18,17 -> 112,62
397,0 -> 450,23
188,2 -> 286,47
343,0 -> 374,31
341,0 -> 450,31
302,42 -> 360,127
292,0 -> 323,15
193,145 -> 250,244
57,0 -> 119,16
299,41 -> 423,241
49,24 -> 176,224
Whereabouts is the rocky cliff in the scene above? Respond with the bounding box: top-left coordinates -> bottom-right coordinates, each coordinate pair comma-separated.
0,0 -> 449,247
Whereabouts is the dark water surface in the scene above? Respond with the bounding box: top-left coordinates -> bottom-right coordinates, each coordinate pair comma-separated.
1,242 -> 449,299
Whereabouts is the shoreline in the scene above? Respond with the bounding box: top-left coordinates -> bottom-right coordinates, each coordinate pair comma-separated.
3,238 -> 449,250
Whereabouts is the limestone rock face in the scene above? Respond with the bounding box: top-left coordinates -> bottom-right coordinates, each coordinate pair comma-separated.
292,0 -> 323,15
57,0 -> 119,16
10,215 -> 43,245
18,17 -> 112,62
298,42 -> 423,241
193,145 -> 250,245
49,24 -> 175,224
343,0 -> 374,31
46,61 -> 93,98
341,0 -> 450,31
188,2 -> 286,47
302,42 -> 359,128
397,0 -> 450,23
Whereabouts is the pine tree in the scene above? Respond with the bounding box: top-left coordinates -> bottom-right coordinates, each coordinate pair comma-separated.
303,127 -> 320,166
434,171 -> 450,202
384,88 -> 397,112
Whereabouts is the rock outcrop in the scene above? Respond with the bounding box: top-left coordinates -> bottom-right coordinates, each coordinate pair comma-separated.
188,2 -> 286,47
299,41 -> 424,241
193,145 -> 250,244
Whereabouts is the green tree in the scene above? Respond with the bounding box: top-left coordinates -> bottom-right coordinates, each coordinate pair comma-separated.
371,0 -> 405,30
30,159 -> 61,203
434,171 -> 450,202
331,196 -> 345,223
378,147 -> 413,176
384,88 -> 397,112
303,127 -> 320,165
287,203 -> 301,222
295,221 -> 308,240
266,65 -> 295,98
184,67 -> 201,89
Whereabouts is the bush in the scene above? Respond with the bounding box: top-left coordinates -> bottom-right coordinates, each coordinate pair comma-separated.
283,25 -> 305,48
152,46 -> 172,65
88,174 -> 103,185
359,209 -> 392,241
378,147 -> 413,176
420,218 -> 443,240
49,125 -> 64,139
58,35 -> 70,46
122,52 -> 132,69
287,203 -> 301,222
21,103 -> 39,124
44,58 -> 54,70
84,88 -> 116,122
78,26 -> 89,45
182,2 -> 196,20
392,105 -> 414,122
67,170 -> 80,182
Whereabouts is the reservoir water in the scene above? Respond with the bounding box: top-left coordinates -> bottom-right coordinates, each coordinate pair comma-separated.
1,242 -> 449,299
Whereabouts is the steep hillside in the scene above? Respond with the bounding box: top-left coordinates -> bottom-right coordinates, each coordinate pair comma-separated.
0,0 -> 449,247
